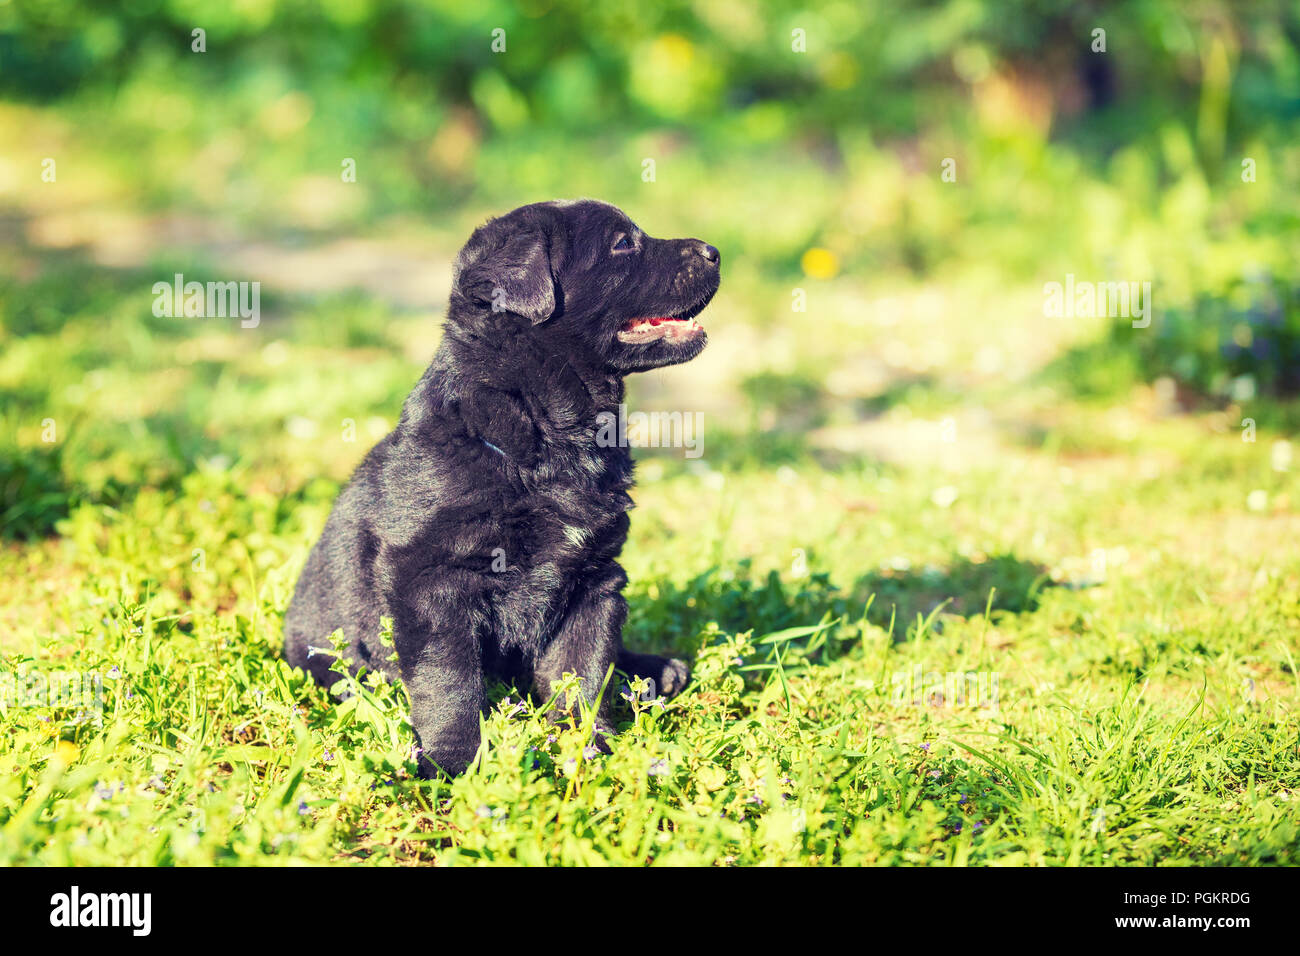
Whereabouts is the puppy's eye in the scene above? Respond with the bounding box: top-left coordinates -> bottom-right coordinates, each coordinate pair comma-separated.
611,234 -> 633,253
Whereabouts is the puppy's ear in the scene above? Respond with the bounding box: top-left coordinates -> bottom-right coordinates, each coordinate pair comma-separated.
455,225 -> 556,325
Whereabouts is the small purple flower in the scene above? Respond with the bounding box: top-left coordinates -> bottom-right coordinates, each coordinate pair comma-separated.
106,666 -> 121,680
920,743 -> 931,752
648,758 -> 669,776
582,745 -> 600,760
747,794 -> 765,806
297,801 -> 310,816
958,793 -> 967,805
973,822 -> 984,833
929,770 -> 941,778
409,745 -> 422,762
94,783 -> 114,800
323,750 -> 334,762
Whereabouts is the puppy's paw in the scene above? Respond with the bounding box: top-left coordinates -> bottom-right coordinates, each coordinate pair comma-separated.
659,658 -> 691,698
416,739 -> 480,779
416,754 -> 464,780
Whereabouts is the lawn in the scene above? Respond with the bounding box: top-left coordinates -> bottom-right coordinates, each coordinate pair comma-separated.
4,205 -> 1298,865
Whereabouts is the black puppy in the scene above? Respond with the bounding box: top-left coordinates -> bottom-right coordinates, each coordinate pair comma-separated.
284,199 -> 720,776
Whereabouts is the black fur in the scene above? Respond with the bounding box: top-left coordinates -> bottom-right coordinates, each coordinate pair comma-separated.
283,199 -> 720,777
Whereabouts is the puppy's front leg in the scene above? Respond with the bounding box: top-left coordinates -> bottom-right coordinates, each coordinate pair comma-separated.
390,578 -> 486,778
533,568 -> 625,745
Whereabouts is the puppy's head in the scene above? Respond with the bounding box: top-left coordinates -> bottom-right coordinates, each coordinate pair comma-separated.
452,200 -> 719,373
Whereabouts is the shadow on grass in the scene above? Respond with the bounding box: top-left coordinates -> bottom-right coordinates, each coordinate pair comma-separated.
0,443 -> 72,539
622,553 -> 1052,657
850,554 -> 1052,636
623,562 -> 849,656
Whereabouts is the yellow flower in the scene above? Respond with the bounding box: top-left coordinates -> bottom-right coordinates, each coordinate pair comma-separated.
652,33 -> 695,70
54,740 -> 79,765
801,247 -> 839,279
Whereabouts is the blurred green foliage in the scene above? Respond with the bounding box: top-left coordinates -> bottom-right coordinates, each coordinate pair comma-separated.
0,443 -> 69,539
1,0 -> 1298,509
4,1 -> 1296,278
5,0 -> 1299,139
1046,274 -> 1300,411
1,0 -> 1298,475
1129,273 -> 1300,399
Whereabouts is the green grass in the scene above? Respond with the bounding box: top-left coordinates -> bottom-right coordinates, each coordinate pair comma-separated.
3,253 -> 1299,865
2,464 -> 1297,865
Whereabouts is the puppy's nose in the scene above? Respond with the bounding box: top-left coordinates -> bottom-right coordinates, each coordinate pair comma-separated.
695,241 -> 720,265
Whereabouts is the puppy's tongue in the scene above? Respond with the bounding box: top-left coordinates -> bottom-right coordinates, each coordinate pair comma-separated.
616,317 -> 702,345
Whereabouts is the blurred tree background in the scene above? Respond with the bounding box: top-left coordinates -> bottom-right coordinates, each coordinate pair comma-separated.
1,0 -> 1299,530
3,0 -> 1297,255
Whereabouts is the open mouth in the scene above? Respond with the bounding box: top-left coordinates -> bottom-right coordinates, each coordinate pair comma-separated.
616,316 -> 703,345
615,295 -> 712,345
